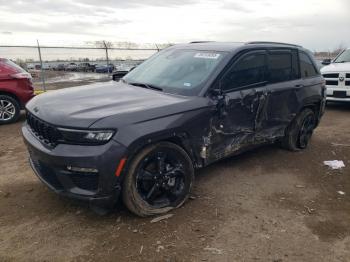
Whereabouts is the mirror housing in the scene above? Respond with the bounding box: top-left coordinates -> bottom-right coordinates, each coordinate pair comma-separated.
210,88 -> 223,97
321,59 -> 331,65
210,88 -> 228,118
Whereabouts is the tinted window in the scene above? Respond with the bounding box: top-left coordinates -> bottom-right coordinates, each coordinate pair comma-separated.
299,52 -> 318,78
268,52 -> 292,83
222,52 -> 266,91
291,50 -> 300,79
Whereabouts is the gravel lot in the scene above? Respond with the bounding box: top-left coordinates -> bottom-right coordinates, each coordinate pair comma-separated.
0,103 -> 349,262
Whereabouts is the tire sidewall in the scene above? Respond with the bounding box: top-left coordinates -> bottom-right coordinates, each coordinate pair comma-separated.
283,108 -> 315,151
122,142 -> 194,217
0,95 -> 20,125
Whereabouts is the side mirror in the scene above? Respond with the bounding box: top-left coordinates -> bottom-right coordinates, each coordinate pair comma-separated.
321,59 -> 331,65
210,88 -> 223,97
210,88 -> 228,118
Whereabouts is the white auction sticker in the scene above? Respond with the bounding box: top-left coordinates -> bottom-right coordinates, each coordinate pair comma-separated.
194,53 -> 220,59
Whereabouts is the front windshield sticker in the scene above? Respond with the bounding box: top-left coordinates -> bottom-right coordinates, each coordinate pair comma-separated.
194,53 -> 221,59
184,82 -> 192,87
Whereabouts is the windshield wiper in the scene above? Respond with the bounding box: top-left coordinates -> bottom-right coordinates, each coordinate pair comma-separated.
334,61 -> 349,63
127,82 -> 163,91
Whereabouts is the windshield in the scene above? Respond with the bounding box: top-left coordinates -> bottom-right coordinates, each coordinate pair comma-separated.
123,49 -> 227,96
334,49 -> 350,63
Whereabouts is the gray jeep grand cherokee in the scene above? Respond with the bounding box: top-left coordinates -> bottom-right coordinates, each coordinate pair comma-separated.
22,41 -> 326,216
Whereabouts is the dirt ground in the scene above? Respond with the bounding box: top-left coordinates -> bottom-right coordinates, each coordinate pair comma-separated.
0,103 -> 349,262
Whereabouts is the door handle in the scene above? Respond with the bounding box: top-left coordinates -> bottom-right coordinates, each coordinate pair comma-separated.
295,84 -> 304,88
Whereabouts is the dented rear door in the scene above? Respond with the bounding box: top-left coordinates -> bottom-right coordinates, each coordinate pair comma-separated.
257,49 -> 302,140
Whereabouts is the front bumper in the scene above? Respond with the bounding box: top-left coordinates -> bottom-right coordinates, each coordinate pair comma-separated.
22,124 -> 127,208
325,86 -> 350,102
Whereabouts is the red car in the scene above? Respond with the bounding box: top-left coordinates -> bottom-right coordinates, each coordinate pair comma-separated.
0,58 -> 34,124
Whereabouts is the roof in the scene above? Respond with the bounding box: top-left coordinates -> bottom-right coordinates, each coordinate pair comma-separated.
171,41 -> 303,53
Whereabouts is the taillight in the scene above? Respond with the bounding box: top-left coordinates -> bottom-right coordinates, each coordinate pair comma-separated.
10,72 -> 32,79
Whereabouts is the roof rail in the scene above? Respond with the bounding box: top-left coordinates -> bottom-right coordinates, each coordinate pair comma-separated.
246,41 -> 301,47
189,41 -> 216,44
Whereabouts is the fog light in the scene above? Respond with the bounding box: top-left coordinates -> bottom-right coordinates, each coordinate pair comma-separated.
67,166 -> 98,173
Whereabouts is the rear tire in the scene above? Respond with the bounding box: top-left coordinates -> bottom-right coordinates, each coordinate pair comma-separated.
122,142 -> 194,217
281,108 -> 316,151
0,95 -> 20,124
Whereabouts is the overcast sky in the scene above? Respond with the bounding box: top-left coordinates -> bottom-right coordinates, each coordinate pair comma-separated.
0,0 -> 349,50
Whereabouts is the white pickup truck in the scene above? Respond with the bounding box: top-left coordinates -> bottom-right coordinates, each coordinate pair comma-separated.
320,48 -> 350,102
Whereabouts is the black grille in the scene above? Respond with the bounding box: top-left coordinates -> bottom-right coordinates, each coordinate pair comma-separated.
346,81 -> 350,86
70,173 -> 99,191
323,73 -> 339,78
325,80 -> 338,86
26,112 -> 62,147
346,73 -> 350,78
31,157 -> 63,190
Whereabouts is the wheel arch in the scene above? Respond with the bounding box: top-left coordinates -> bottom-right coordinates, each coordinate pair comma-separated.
0,91 -> 22,108
299,100 -> 322,126
119,131 -> 200,181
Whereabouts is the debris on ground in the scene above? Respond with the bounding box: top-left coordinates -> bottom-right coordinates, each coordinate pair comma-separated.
337,191 -> 346,195
150,214 -> 174,223
331,143 -> 350,147
0,190 -> 10,198
323,160 -> 345,170
203,247 -> 223,255
156,245 -> 164,253
304,205 -> 316,214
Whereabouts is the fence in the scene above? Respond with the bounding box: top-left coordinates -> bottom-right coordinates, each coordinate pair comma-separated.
0,41 -> 162,91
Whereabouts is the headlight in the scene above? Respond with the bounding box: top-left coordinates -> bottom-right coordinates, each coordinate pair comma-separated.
58,128 -> 115,145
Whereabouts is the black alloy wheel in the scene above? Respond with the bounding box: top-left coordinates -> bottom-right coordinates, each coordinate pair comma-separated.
123,142 -> 194,217
298,113 -> 315,149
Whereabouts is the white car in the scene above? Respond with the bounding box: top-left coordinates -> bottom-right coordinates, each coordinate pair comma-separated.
320,48 -> 350,102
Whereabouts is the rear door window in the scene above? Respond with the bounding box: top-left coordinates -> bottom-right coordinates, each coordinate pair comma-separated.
267,51 -> 293,83
299,52 -> 318,78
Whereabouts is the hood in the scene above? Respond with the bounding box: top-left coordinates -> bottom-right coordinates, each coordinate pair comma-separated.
26,81 -> 209,128
320,62 -> 350,73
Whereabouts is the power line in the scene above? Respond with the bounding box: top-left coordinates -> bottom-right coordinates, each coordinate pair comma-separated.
0,45 -> 159,51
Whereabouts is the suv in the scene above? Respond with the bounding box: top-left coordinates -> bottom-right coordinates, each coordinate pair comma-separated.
22,42 -> 325,216
0,58 -> 34,124
320,48 -> 350,102
78,63 -> 95,72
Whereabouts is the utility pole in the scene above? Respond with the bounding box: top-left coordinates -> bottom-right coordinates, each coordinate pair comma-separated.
37,40 -> 46,91
103,41 -> 110,74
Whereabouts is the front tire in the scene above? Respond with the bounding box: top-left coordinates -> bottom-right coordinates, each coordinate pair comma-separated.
282,108 -> 316,151
122,142 -> 194,217
0,95 -> 20,124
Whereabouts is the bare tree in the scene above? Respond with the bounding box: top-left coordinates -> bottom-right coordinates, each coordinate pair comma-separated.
114,42 -> 138,49
94,40 -> 113,48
